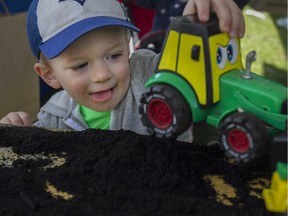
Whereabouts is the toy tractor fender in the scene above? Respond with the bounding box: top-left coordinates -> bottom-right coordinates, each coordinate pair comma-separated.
233,91 -> 287,131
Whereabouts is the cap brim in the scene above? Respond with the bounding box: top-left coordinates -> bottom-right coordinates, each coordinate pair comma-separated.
39,17 -> 139,59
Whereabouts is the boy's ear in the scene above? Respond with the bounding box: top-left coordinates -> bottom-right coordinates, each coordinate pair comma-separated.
34,62 -> 62,89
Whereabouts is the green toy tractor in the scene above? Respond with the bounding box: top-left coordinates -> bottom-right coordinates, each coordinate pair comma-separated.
139,14 -> 287,163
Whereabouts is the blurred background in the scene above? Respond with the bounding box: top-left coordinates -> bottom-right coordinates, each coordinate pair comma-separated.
241,0 -> 287,86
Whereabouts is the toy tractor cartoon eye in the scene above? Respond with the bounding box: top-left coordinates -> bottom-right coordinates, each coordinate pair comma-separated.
216,38 -> 239,69
139,14 -> 288,163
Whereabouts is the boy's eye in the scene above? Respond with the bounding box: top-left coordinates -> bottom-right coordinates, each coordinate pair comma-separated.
107,53 -> 122,60
73,62 -> 88,70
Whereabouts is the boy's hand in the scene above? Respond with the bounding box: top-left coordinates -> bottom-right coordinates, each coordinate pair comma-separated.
0,112 -> 33,126
183,0 -> 245,38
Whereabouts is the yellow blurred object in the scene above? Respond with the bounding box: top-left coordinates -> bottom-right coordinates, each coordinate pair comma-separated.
263,163 -> 288,213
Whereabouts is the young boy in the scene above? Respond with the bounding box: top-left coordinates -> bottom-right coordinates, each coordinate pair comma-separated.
0,0 -> 245,142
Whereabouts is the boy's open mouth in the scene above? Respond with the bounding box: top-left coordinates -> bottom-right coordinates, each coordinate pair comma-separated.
91,88 -> 113,102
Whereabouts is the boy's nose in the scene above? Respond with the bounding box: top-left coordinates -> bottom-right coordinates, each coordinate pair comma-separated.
91,63 -> 112,83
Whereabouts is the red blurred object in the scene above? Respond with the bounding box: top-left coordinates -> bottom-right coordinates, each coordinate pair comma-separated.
118,0 -> 155,38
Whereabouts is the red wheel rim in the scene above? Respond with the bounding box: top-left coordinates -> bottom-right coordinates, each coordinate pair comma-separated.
227,128 -> 250,153
147,99 -> 173,129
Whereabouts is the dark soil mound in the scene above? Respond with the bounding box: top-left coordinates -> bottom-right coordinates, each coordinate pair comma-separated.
0,126 -> 274,216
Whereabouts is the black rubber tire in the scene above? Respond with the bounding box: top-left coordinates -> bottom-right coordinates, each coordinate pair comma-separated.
218,112 -> 268,163
139,84 -> 192,139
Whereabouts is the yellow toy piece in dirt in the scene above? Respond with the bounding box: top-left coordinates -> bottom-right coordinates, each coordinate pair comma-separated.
263,162 -> 288,213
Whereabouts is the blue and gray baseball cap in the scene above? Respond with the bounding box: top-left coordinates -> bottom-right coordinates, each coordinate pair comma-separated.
27,0 -> 139,59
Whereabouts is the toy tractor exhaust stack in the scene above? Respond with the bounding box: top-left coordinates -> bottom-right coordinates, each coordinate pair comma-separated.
243,50 -> 257,79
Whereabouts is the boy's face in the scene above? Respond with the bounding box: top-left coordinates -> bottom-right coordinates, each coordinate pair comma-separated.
43,27 -> 131,112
